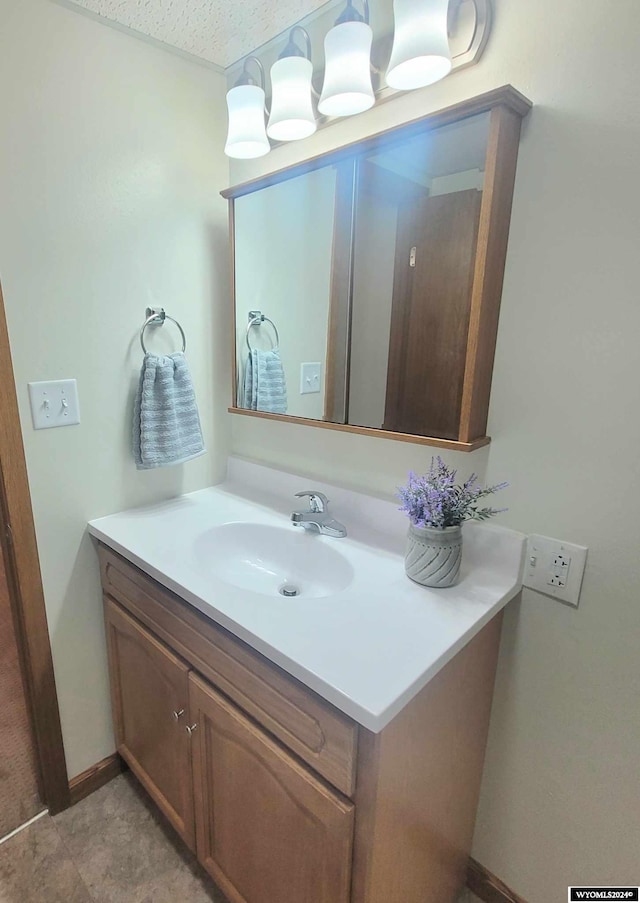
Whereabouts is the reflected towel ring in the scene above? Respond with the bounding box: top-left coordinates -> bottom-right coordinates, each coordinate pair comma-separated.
140,310 -> 186,354
246,314 -> 279,352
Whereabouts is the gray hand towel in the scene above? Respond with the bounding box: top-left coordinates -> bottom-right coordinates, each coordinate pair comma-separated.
133,352 -> 205,470
242,349 -> 288,414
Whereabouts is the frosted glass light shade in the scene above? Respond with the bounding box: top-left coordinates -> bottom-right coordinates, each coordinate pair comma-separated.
224,84 -> 270,159
267,57 -> 316,142
318,21 -> 374,117
386,0 -> 452,91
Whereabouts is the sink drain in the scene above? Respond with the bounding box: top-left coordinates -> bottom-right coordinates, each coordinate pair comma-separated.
279,584 -> 300,597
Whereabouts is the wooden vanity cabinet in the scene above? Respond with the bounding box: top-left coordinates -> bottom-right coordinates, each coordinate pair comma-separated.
99,544 -> 504,903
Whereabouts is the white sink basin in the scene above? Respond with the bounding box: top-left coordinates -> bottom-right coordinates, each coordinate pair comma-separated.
194,522 -> 354,599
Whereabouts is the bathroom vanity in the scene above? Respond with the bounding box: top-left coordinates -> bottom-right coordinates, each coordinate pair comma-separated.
89,460 -> 524,903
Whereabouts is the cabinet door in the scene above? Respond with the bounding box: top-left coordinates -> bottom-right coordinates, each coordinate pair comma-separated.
104,598 -> 195,849
189,673 -> 354,903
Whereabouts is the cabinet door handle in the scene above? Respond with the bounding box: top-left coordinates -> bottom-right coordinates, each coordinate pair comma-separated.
186,723 -> 198,736
173,709 -> 185,721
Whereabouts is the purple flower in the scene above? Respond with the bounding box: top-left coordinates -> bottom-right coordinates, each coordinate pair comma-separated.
397,457 -> 508,529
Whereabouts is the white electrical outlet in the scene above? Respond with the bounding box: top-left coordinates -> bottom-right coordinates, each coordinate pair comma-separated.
28,379 -> 80,430
523,534 -> 588,607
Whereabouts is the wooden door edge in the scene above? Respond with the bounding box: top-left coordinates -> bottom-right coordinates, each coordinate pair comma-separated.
467,857 -> 529,903
0,282 -> 70,814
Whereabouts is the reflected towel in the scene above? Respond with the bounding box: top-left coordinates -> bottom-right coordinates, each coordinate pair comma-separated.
133,352 -> 205,469
242,349 -> 287,414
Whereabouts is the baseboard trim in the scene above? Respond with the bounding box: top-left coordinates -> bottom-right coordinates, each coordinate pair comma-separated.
467,858 -> 528,903
68,753 -> 125,806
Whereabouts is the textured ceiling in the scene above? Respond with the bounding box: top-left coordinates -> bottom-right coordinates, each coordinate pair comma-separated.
66,0 -> 331,68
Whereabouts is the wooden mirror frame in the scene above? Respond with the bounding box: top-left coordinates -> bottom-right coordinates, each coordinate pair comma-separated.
222,85 -> 532,452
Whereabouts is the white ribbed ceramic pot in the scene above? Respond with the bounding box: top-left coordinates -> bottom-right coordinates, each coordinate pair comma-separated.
404,523 -> 462,588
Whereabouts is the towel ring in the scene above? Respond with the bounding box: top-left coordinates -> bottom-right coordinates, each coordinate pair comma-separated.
246,314 -> 279,352
140,311 -> 186,354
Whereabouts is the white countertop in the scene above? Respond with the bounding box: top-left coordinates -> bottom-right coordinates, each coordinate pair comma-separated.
88,458 -> 525,733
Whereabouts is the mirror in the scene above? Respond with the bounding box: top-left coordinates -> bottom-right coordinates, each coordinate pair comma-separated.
227,88 -> 530,449
234,165 -> 342,420
348,114 -> 488,439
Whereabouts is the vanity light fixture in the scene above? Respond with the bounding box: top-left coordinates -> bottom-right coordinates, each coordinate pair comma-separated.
318,0 -> 374,117
224,57 -> 270,159
386,0 -> 452,90
224,0 -> 490,155
267,27 -> 317,142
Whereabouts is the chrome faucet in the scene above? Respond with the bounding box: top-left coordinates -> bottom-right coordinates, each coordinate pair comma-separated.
291,491 -> 347,538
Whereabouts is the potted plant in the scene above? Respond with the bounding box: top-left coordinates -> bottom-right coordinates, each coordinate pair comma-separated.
397,457 -> 507,588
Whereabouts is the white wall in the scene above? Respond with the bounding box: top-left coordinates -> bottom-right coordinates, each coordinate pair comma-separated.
229,0 -> 640,899
234,167 -> 336,419
0,0 -> 230,778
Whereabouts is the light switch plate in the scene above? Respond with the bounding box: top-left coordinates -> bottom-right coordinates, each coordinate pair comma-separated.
300,362 -> 321,395
28,379 -> 80,430
523,533 -> 588,607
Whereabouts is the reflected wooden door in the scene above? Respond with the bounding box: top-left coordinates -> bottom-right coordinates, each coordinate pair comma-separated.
383,189 -> 482,439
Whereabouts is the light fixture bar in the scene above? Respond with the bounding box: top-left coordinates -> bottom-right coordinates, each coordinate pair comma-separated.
223,0 -> 492,151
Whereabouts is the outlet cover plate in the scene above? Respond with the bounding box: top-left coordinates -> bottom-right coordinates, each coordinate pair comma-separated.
28,379 -> 80,430
523,533 -> 588,607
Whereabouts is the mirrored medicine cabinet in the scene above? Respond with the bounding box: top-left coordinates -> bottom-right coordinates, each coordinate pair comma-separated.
222,86 -> 532,451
